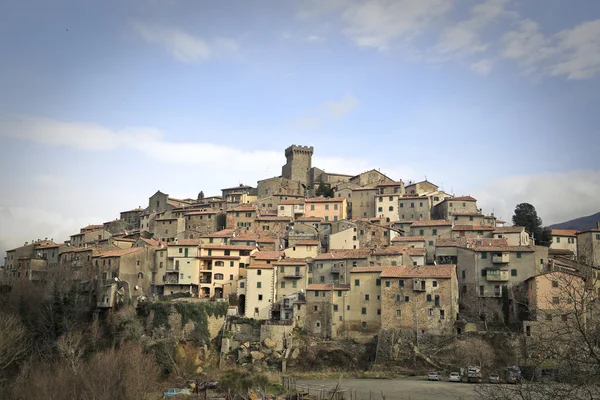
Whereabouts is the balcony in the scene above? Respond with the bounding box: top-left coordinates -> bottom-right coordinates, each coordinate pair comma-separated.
331,265 -> 343,274
200,278 -> 212,284
413,279 -> 426,291
492,253 -> 510,264
164,271 -> 179,285
283,274 -> 302,279
486,269 -> 509,282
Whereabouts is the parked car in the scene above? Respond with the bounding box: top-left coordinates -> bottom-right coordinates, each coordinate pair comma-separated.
448,372 -> 462,382
428,372 -> 442,381
163,388 -> 191,398
489,374 -> 500,384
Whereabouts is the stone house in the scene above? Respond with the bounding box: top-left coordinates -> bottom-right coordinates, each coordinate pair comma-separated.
391,236 -> 426,249
154,216 -> 185,243
274,258 -> 311,301
451,212 -> 486,226
304,283 -> 351,339
375,193 -> 400,223
409,219 -> 453,263
184,210 -> 221,237
433,196 -> 478,219
226,205 -> 258,231
120,208 -> 143,228
492,226 -> 531,246
354,218 -> 391,250
230,233 -> 279,252
312,249 -> 370,285
221,184 -> 255,203
70,228 -> 112,248
200,229 -> 236,245
376,181 -> 405,195
245,251 -> 283,319
550,229 -> 578,257
370,246 -> 413,267
198,244 -> 257,299
351,187 -> 378,218
346,267 -> 384,336
349,169 -> 394,187
379,264 -> 458,335
404,180 -> 439,196
398,196 -> 431,221
257,176 -> 304,198
577,228 -> 600,267
255,215 -> 292,237
452,225 -> 495,239
276,198 -> 306,218
284,240 -> 319,258
305,197 -> 347,222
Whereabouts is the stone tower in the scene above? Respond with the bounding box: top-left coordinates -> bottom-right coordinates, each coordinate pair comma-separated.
281,145 -> 314,187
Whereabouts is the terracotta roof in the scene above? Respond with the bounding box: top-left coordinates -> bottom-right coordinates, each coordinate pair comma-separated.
251,251 -> 283,261
446,196 -> 477,202
549,249 -> 575,256
227,205 -> 256,212
551,229 -> 578,237
295,216 -> 323,222
156,217 -> 178,221
137,238 -> 162,247
273,258 -> 311,266
406,248 -> 426,256
314,249 -> 371,260
400,196 -> 429,200
232,234 -> 278,244
306,283 -> 350,291
279,199 -> 305,205
380,265 -> 455,279
493,226 -> 526,234
100,247 -> 143,258
202,244 -> 256,251
201,229 -> 235,238
255,216 -> 292,222
496,219 -> 506,223
185,210 -> 217,215
392,236 -> 425,242
350,266 -> 383,273
201,255 -> 240,260
453,225 -> 495,231
82,224 -> 104,230
294,240 -> 319,246
168,239 -> 202,246
376,181 -> 404,187
474,246 -> 535,252
352,187 -> 378,192
305,197 -> 345,203
113,237 -> 136,242
36,242 -> 60,249
411,219 -> 452,227
436,238 -> 463,247
450,212 -> 483,216
221,184 -> 253,191
372,246 -> 408,256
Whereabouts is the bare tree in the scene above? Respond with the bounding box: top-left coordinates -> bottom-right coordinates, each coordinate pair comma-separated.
0,312 -> 29,375
452,337 -> 495,368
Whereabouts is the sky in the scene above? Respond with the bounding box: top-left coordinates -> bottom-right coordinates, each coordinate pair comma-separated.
1,0 -> 600,258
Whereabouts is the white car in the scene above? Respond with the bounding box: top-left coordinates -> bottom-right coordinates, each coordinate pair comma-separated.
428,372 -> 441,381
448,372 -> 462,382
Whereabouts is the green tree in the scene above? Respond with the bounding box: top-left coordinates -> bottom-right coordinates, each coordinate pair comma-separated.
512,203 -> 552,246
315,176 -> 334,198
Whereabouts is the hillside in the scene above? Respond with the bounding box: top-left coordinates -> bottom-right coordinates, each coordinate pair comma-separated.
549,212 -> 600,231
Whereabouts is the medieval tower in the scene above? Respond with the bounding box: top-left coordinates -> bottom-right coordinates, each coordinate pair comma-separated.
281,145 -> 313,188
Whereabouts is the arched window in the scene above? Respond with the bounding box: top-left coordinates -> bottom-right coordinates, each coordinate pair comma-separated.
214,273 -> 224,280
215,261 -> 225,267
138,272 -> 144,279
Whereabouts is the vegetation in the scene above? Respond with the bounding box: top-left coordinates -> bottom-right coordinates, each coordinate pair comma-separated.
315,176 -> 334,198
512,203 -> 552,246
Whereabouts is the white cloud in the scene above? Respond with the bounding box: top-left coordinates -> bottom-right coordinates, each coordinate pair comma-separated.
322,94 -> 359,118
306,34 -> 325,42
341,0 -> 452,50
501,18 -> 600,79
436,0 -> 512,56
472,170 -> 600,226
470,59 -> 494,75
132,21 -> 237,62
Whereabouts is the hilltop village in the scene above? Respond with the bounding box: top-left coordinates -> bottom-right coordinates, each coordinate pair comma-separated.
2,144 -> 600,344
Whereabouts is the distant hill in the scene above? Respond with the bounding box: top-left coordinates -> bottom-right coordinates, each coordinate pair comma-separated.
549,212 -> 600,231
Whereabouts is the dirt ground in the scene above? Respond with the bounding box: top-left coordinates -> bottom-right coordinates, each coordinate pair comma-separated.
297,377 -> 482,400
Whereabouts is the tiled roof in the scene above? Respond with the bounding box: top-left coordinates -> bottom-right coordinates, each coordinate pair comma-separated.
156,217 -> 178,221
376,181 -> 404,187
493,226 -> 525,234
232,233 -> 278,243
436,238 -> 463,247
201,229 -> 235,238
474,246 -> 535,252
405,248 -> 426,256
464,238 -> 508,248
113,237 -> 136,242
351,187 -> 378,191
251,251 -> 283,261
380,265 -> 455,279
185,210 -> 218,215
350,266 -> 383,273
273,258 -> 311,265
495,219 -> 506,223
255,216 -> 292,222
279,199 -> 305,205
305,197 -> 345,203
452,225 -> 495,231
201,255 -> 240,260
221,184 -> 253,191
294,239 -> 319,246
227,205 -> 256,212
447,196 -> 477,202
295,216 -> 323,222
137,238 -> 162,247
306,283 -> 350,291
372,246 -> 408,256
100,247 -> 143,258
314,249 -> 371,260
411,219 -> 452,227
392,236 -> 425,242
36,242 -> 60,249
551,229 -> 578,237
202,244 -> 257,251
450,212 -> 483,216
400,196 -> 429,199
168,239 -> 203,246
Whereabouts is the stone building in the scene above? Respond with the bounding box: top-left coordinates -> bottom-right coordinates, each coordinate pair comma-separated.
312,249 -> 370,285
277,198 -> 306,218
245,251 -> 283,319
281,145 -> 314,188
351,187 -> 378,218
492,226 -> 531,246
398,196 -> 431,221
304,283 -> 351,339
451,212 -> 485,226
349,169 -> 393,186
577,228 -> 600,267
433,196 -> 478,219
274,258 -> 311,301
345,267 -> 383,335
120,208 -> 143,228
452,225 -> 495,239
184,210 -> 221,237
370,246 -> 413,267
225,204 -> 258,230
154,216 -> 185,243
404,180 -> 439,196
354,218 -> 391,250
550,229 -> 578,258
70,228 -> 112,248
409,219 -> 453,263
379,264 -> 458,335
221,184 -> 256,203
257,176 -> 304,198
304,197 -> 347,222
254,215 -> 292,237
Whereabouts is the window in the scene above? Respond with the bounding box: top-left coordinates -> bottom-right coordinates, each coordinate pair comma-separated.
428,308 -> 434,316
426,294 -> 432,302
378,207 -> 383,212
257,282 -> 262,288
540,258 -> 544,265
396,294 -> 401,302
159,262 -> 163,268
432,229 -> 437,235
479,286 -> 484,296
400,203 -> 404,208
511,269 -> 517,277
481,252 -> 487,259
333,304 -> 338,312
419,202 -> 423,207
376,279 -> 381,286
138,272 -> 144,279
179,248 -> 182,253
254,307 -> 259,314
568,237 -> 575,244
230,261 -> 235,267
229,274 -> 233,280
240,282 -> 245,288
596,234 -> 600,240
399,279 -> 404,287
404,296 -> 410,302
481,269 -> 487,277
324,216 -> 329,221
428,241 -> 433,246
516,252 -> 522,259
526,325 -> 531,337
434,295 -> 440,307
314,291 -> 319,297
319,276 -> 325,283
281,281 -> 285,288
361,307 -> 367,315
396,310 -> 401,317
419,229 -> 424,236
377,309 -> 381,315
385,280 -> 390,288
440,310 -> 445,320
553,296 -> 559,304
214,273 -> 223,280
355,279 -> 360,287
214,261 -> 224,267
552,280 -> 559,288
389,206 -> 394,211
257,270 -> 262,275
310,205 -> 315,211
556,237 -> 561,243
334,204 -> 338,210
365,294 -> 370,301
360,230 -> 364,235
410,203 -> 414,208
379,197 -> 383,203
361,321 -> 367,328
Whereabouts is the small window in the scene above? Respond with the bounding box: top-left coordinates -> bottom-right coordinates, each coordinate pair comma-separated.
355,279 -> 360,287
481,252 -> 487,259
257,282 -> 262,288
313,305 -> 318,311
419,229 -> 424,236
511,269 -> 517,277
426,294 -> 432,302
385,280 -> 390,288
365,294 -> 370,301
432,280 -> 437,287
376,279 -> 381,286
404,296 -> 410,302
556,237 -> 561,243
428,241 -> 433,246
526,325 -> 531,336
377,309 -> 381,315
399,279 -> 404,287
481,269 -> 487,277
553,296 -> 560,304
552,280 -> 559,288
396,310 -> 401,316
361,307 -> 367,315
432,229 -> 437,235
440,310 -> 445,320
333,304 -> 338,312
281,281 -> 285,288
361,321 -> 367,328
257,270 -> 262,275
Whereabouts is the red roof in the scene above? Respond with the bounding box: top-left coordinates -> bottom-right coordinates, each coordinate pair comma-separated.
251,251 -> 283,261
493,226 -> 526,234
350,266 -> 383,273
411,219 -> 452,227
100,247 -> 143,258
453,225 -> 495,231
202,244 -> 257,251
551,229 -> 578,237
255,216 -> 292,222
447,196 -> 477,202
392,236 -> 425,242
372,246 -> 408,256
305,197 -> 345,203
168,239 -> 202,246
294,240 -> 319,246
279,199 -> 305,205
201,229 -> 235,238
380,265 -> 455,279
314,249 -> 371,260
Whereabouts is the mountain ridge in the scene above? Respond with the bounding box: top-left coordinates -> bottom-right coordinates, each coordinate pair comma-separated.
549,212 -> 600,231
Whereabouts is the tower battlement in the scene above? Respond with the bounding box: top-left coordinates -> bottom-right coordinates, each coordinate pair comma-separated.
285,145 -> 314,158
282,144 -> 314,187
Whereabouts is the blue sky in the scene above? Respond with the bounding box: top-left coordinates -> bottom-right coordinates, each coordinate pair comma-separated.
1,0 -> 600,256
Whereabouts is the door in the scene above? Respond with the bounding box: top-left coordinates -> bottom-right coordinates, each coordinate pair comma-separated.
184,248 -> 188,257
